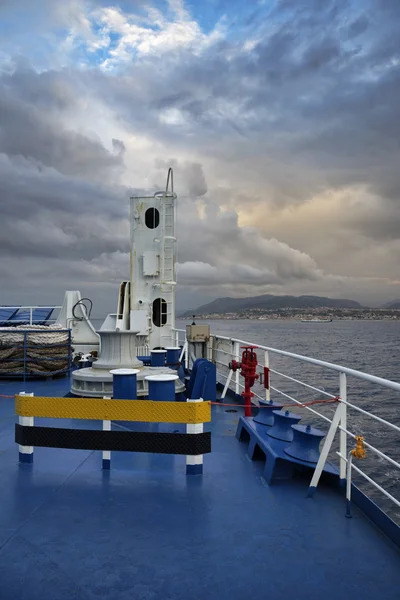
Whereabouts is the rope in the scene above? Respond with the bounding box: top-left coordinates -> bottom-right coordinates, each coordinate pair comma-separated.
0,394 -> 14,398
211,396 -> 340,409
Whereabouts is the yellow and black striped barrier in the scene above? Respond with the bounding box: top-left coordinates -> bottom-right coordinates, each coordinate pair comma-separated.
15,394 -> 211,473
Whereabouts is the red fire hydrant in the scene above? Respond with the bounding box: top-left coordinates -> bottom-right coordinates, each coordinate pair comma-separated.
229,346 -> 259,417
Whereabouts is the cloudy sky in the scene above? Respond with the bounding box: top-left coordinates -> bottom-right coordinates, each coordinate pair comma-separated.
0,0 -> 399,314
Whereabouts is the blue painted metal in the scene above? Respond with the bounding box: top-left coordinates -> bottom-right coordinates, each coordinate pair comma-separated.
165,347 -> 181,368
253,400 -> 283,426
284,423 -> 326,463
0,376 -> 399,599
137,355 -> 151,366
187,358 -> 217,401
186,357 -> 206,397
236,416 -> 336,485
186,464 -> 203,475
0,381 -> 399,598
267,409 -> 302,441
18,452 -> 33,463
8,307 -> 54,325
146,374 -> 178,401
150,350 -> 166,367
110,369 -> 139,399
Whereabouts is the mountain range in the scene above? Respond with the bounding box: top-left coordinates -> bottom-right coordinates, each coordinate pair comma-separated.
183,294 -> 363,316
382,300 -> 400,309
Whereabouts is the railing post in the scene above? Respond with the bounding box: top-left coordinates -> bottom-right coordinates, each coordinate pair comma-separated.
264,350 -> 270,403
175,328 -> 179,347
29,307 -> 33,325
233,341 -> 240,395
207,335 -> 213,362
339,372 -> 347,483
186,398 -> 204,475
184,335 -> 189,370
18,392 -> 34,463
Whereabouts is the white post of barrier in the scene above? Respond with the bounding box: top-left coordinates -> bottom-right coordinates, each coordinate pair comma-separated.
186,398 -> 204,475
18,391 -> 34,463
102,396 -> 111,470
339,372 -> 347,483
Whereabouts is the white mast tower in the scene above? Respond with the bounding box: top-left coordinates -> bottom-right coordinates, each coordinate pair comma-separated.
128,167 -> 177,348
69,169 -> 184,397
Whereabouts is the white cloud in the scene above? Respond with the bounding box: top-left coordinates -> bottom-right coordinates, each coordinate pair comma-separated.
76,2 -> 224,70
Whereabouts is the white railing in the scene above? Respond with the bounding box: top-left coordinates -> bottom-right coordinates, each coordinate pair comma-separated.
0,306 -> 62,325
173,327 -> 400,519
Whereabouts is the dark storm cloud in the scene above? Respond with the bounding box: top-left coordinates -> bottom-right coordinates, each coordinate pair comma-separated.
112,138 -> 126,155
0,68 -> 123,180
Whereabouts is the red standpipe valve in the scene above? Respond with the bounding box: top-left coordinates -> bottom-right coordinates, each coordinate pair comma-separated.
229,346 -> 259,417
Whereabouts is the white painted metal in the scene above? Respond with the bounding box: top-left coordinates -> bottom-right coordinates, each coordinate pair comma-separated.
179,341 -> 187,365
221,370 -> 233,399
109,368 -> 141,376
184,335 -> 189,370
309,402 -> 342,490
102,397 -> 111,465
339,372 -> 347,480
145,374 -> 179,382
116,282 -> 130,331
345,451 -> 352,512
186,399 -> 204,470
18,392 -> 34,458
93,332 -> 144,370
56,291 -> 99,355
233,341 -> 240,395
130,183 -> 177,349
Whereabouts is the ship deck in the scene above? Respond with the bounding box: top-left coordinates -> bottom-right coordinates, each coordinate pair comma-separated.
0,377 -> 399,600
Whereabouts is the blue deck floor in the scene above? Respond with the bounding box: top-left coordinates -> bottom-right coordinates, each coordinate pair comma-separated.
0,377 -> 399,599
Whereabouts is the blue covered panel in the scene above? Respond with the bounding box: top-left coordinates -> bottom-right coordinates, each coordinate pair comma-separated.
8,307 -> 54,325
0,307 -> 19,326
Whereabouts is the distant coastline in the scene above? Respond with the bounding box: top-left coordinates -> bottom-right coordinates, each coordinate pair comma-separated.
179,308 -> 400,321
